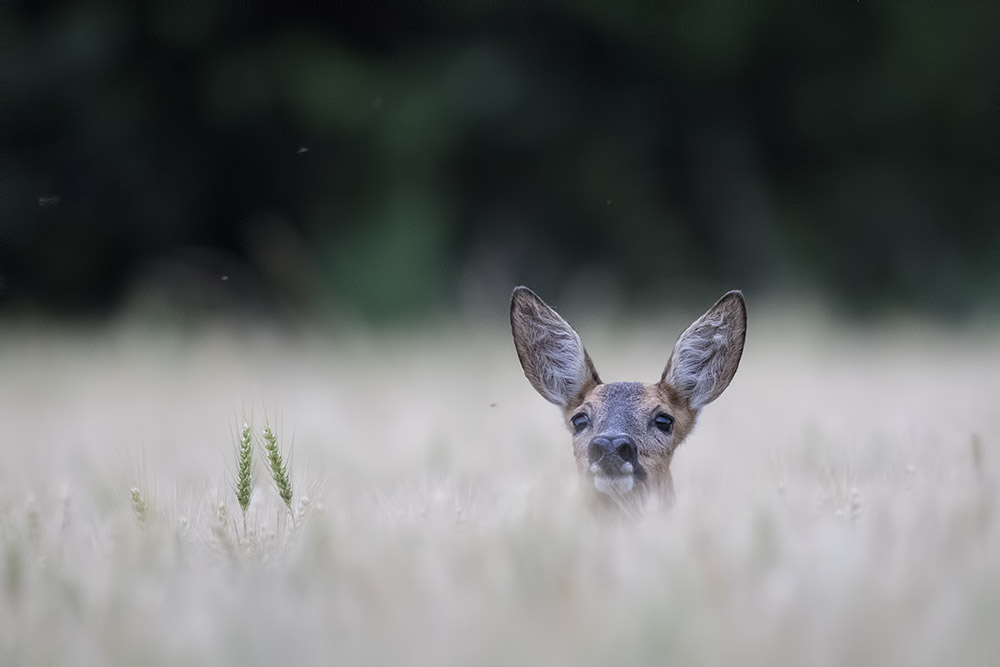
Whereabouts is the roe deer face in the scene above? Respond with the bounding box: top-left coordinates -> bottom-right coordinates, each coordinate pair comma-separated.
510,287 -> 746,509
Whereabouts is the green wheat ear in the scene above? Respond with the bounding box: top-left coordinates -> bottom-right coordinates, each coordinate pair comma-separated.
262,423 -> 293,512
236,422 -> 254,516
130,487 -> 149,525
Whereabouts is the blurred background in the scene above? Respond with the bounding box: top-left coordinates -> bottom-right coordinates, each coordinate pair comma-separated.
3,2 -> 996,325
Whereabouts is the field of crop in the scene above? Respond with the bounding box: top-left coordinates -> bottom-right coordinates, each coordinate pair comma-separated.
1,309 -> 998,666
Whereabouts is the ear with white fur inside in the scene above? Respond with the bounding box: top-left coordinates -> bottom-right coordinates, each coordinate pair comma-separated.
510,286 -> 601,408
661,291 -> 746,412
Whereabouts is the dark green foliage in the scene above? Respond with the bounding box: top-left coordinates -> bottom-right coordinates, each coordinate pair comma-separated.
3,3 -> 995,319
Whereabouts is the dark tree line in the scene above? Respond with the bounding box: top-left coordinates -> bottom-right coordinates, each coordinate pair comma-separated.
3,2 -> 996,321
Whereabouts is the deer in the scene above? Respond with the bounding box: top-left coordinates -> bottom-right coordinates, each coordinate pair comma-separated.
510,286 -> 746,511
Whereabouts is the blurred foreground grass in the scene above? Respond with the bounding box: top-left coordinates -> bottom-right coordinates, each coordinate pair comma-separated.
1,313 -> 998,665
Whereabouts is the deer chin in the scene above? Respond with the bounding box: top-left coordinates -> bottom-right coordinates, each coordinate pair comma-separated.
590,461 -> 636,496
592,474 -> 635,496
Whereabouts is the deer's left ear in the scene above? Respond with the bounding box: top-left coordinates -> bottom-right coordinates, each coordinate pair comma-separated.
660,291 -> 746,411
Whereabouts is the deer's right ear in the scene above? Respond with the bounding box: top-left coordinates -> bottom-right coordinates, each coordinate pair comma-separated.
510,286 -> 601,408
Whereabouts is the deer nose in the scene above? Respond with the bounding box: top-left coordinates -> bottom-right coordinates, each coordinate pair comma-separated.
588,435 -> 637,465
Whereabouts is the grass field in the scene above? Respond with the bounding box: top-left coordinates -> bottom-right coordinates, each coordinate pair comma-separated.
1,310 -> 998,666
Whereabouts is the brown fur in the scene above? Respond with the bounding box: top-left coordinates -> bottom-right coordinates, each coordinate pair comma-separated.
510,286 -> 746,509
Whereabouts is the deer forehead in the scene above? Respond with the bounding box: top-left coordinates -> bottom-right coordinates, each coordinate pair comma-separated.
569,382 -> 671,431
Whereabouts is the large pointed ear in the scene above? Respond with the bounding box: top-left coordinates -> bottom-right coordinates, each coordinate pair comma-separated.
661,291 -> 746,411
510,286 -> 601,408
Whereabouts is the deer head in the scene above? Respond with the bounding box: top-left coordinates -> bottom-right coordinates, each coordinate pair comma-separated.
510,286 -> 746,510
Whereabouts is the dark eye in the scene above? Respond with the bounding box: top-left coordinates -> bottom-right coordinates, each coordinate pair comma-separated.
654,414 -> 674,434
571,413 -> 589,434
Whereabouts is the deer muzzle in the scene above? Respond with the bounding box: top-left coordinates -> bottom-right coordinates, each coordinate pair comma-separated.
587,434 -> 644,495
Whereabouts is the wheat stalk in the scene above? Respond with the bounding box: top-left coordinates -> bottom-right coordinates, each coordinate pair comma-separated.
236,422 -> 254,534
262,423 -> 293,513
130,487 -> 149,525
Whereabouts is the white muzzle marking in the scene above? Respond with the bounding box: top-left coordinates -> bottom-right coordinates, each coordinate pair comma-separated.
593,473 -> 635,496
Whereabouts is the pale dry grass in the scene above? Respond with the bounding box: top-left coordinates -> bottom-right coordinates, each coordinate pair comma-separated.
0,311 -> 998,666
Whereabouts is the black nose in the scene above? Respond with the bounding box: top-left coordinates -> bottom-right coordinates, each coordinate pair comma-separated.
588,435 -> 637,465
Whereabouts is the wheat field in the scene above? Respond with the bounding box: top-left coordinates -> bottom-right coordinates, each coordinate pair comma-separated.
1,309 -> 998,666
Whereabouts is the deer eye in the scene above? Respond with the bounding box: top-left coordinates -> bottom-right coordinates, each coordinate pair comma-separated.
571,413 -> 589,434
654,414 -> 674,434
